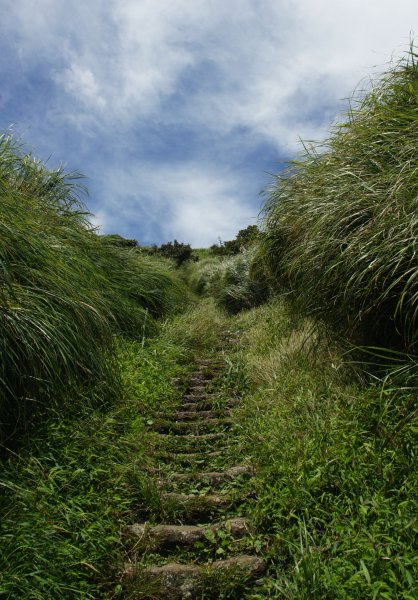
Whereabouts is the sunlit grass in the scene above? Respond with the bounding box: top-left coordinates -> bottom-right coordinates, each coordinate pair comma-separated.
228,299 -> 418,599
189,249 -> 269,313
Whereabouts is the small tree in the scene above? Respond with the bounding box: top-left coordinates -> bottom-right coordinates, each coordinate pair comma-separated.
235,225 -> 259,250
208,226 -> 260,256
157,240 -> 194,266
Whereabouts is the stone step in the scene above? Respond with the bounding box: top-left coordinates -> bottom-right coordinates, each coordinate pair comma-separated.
179,401 -> 217,411
149,418 -> 233,435
171,410 -> 227,422
188,376 -> 212,384
195,358 -> 224,367
137,556 -> 265,599
180,399 -> 240,411
160,492 -> 233,519
181,392 -> 217,402
185,384 -> 208,394
156,451 -> 223,467
170,465 -> 253,486
153,432 -> 226,446
194,370 -> 217,379
125,517 -> 248,551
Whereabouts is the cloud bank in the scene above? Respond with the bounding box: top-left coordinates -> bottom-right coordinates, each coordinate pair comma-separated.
1,0 -> 416,245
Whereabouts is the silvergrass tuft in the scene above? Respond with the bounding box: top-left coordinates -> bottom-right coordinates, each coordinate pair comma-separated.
0,134 -> 186,446
260,46 -> 418,355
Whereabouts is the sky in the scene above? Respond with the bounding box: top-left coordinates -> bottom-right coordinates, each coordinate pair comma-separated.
1,1 -> 416,247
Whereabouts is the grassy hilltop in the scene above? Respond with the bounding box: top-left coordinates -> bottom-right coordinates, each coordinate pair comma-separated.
0,47 -> 416,598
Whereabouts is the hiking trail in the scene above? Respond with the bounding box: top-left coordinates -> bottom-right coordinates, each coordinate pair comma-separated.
122,331 -> 266,599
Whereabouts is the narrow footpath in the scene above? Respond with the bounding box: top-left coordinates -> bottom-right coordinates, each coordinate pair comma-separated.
123,333 -> 266,599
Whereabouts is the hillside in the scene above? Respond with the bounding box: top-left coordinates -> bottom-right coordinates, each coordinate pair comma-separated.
0,48 -> 417,599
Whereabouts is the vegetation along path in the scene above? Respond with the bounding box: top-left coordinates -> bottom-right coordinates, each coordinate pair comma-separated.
122,330 -> 267,598
0,47 -> 416,599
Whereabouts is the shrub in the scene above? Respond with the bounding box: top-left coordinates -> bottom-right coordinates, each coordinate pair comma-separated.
260,47 -> 418,353
145,240 -> 195,266
0,134 -> 186,446
191,249 -> 270,313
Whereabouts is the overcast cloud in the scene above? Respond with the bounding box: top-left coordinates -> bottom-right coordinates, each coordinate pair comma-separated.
1,0 -> 416,245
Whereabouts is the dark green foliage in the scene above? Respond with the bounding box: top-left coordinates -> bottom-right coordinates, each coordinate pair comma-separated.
209,226 -> 260,257
260,48 -> 418,353
100,233 -> 138,247
209,239 -> 240,256
235,225 -> 259,249
146,240 -> 196,266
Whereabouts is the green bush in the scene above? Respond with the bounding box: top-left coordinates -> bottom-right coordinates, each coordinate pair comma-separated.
145,239 -> 195,266
0,134 -> 186,445
260,47 -> 417,353
190,250 -> 270,313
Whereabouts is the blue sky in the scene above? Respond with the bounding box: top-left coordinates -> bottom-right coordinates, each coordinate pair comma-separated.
1,0 -> 416,246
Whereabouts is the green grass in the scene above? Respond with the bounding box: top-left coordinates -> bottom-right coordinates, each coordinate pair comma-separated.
260,46 -> 417,354
0,133 -> 187,447
0,334 -> 190,599
188,250 -> 270,314
221,298 -> 417,599
1,42 -> 417,599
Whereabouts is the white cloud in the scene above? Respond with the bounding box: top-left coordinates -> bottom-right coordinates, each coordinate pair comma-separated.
57,64 -> 107,110
6,0 -> 417,149
2,0 -> 417,243
98,161 -> 257,247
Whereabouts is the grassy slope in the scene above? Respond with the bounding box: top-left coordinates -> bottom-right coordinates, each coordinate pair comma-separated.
0,297 -> 416,598
0,135 -> 191,598
227,300 -> 417,599
0,334 -> 192,599
0,300 -> 225,598
0,134 -> 186,448
260,48 -> 417,352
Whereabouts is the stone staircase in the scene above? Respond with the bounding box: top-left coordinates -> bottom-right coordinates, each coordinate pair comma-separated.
122,356 -> 265,599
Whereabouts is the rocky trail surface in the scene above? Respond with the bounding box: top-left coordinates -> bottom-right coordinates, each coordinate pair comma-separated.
122,337 -> 266,599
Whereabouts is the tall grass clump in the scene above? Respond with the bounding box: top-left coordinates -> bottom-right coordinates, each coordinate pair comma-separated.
261,47 -> 417,354
229,299 -> 418,598
190,250 -> 270,313
0,134 -> 186,447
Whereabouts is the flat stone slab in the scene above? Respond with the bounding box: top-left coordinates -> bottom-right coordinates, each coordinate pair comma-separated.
160,493 -> 233,520
156,451 -> 223,466
171,465 -> 253,485
181,392 -> 217,402
195,359 -> 224,367
152,433 -> 225,448
185,384 -> 207,394
188,376 -> 209,384
140,555 -> 265,599
172,410 -> 223,422
125,517 -> 248,550
150,418 -> 233,435
180,399 -> 240,411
